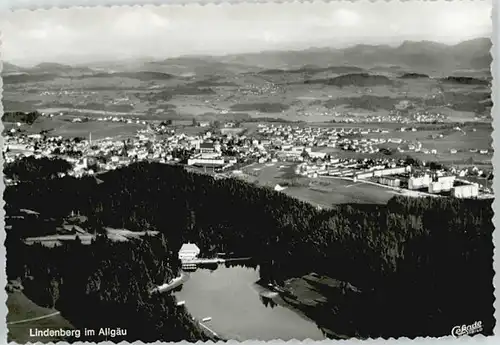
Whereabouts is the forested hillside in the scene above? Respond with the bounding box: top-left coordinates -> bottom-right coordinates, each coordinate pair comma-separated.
5,161 -> 494,339
6,233 -> 208,342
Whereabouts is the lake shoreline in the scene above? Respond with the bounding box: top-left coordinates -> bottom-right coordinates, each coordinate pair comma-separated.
257,273 -> 361,340
175,266 -> 326,341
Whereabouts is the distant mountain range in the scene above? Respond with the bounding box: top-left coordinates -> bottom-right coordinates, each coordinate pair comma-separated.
220,38 -> 492,72
2,37 -> 491,77
2,61 -> 95,75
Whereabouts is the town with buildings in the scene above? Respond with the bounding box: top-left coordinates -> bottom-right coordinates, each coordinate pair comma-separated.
3,115 -> 493,200
3,2 -> 495,343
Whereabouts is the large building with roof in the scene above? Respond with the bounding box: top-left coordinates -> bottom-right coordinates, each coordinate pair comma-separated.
178,243 -> 200,262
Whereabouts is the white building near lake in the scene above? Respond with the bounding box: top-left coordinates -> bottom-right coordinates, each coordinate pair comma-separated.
179,243 -> 200,262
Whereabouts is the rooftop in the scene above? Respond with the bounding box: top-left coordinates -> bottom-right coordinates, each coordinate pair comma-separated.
180,243 -> 200,253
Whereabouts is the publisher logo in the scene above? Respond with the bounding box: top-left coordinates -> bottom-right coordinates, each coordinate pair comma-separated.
451,321 -> 483,337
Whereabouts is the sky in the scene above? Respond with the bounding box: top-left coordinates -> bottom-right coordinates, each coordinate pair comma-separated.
0,0 -> 493,66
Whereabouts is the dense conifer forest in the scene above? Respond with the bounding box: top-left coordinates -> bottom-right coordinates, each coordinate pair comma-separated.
4,156 -> 72,182
5,160 -> 495,340
6,234 -> 207,342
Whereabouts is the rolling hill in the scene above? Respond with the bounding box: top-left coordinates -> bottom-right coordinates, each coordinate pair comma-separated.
218,37 -> 492,73
1,37 -> 491,85
304,73 -> 394,87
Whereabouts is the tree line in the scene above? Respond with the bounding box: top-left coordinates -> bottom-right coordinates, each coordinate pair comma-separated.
6,231 -> 209,342
5,160 -> 494,339
2,111 -> 41,125
4,156 -> 72,182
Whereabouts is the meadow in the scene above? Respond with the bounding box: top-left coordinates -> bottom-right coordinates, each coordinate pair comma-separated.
6,116 -> 145,141
48,121 -> 144,140
3,66 -> 491,125
237,162 -> 396,207
7,291 -> 75,343
285,178 -> 396,206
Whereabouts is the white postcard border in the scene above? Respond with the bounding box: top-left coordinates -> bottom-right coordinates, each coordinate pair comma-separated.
0,1 -> 497,344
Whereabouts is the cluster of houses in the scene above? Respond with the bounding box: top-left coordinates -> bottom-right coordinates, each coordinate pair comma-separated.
4,133 -> 89,161
4,124 -> 273,177
40,90 -> 97,97
255,123 -> 448,156
258,123 -> 389,148
236,82 -> 285,96
3,118 -> 492,199
296,157 -> 410,179
341,109 -> 447,124
355,167 -> 481,198
361,114 -> 414,123
296,157 -> 485,198
407,111 -> 447,123
71,115 -> 146,125
327,109 -> 447,124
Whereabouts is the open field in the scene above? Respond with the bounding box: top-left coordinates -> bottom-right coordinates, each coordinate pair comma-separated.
7,291 -> 74,343
3,58 -> 491,125
286,178 -> 397,206
23,223 -> 159,247
5,115 -> 145,140
419,126 -> 492,151
310,147 -> 491,169
236,162 -> 396,207
38,107 -> 144,117
360,123 -> 493,163
48,121 -> 144,140
237,119 -> 492,168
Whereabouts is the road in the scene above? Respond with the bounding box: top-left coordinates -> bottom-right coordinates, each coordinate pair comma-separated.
323,175 -> 442,198
198,321 -> 219,338
7,311 -> 61,325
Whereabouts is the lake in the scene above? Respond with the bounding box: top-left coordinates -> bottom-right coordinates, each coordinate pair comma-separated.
174,265 -> 326,341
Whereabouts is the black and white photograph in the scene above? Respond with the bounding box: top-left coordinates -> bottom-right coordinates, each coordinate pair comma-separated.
1,0 -> 495,343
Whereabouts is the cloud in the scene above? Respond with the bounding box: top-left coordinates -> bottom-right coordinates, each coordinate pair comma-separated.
0,1 -> 492,65
331,9 -> 361,28
439,9 -> 492,39
25,28 -> 49,39
110,9 -> 170,36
